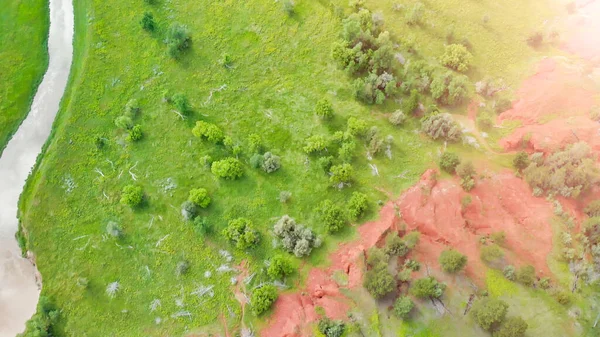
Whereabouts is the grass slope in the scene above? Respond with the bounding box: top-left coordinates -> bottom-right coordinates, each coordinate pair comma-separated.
19,0 -> 436,335
0,0 -> 49,154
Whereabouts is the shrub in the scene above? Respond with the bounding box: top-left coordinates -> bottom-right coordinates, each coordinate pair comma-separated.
584,200 -> 600,217
470,297 -> 508,331
251,285 -> 278,316
211,158 -> 243,179
477,113 -> 494,130
431,71 -> 470,106
318,156 -> 334,172
421,113 -> 462,141
115,115 -> 133,129
140,12 -> 155,32
338,141 -> 355,162
491,231 -> 506,245
282,0 -> 295,16
319,200 -> 347,233
348,192 -> 369,220
553,291 -> 572,305
364,263 -> 395,298
354,72 -> 398,104
193,216 -> 212,236
120,185 -> 143,207
439,152 -> 460,173
330,163 -> 354,185
188,188 -> 211,208
526,32 -> 543,48
539,277 -> 551,289
515,265 -> 535,286
176,260 -> 190,276
181,200 -> 198,220
410,277 -> 446,298
389,110 -> 406,126
385,234 -> 408,257
439,249 -> 468,273
19,296 -> 60,337
584,217 -> 600,244
192,121 -> 224,143
222,218 -> 260,250
456,160 -> 475,179
495,98 -> 513,114
250,153 -> 264,169
347,117 -> 368,136
503,265 -> 516,281
315,99 -> 334,119
404,259 -> 421,271
523,142 -> 599,198
405,2 -> 424,25
403,89 -> 420,114
262,152 -> 281,173
267,255 -> 294,280
404,231 -> 420,249
273,215 -> 320,257
127,125 -> 143,142
494,316 -> 528,337
366,247 -> 388,267
166,23 -> 191,58
172,93 -> 190,113
480,244 -> 504,266
512,151 -> 529,171
303,135 -> 328,154
106,221 -> 123,238
440,44 -> 472,72
461,195 -> 472,210
279,191 -> 292,203
393,296 -> 414,319
318,318 -> 346,337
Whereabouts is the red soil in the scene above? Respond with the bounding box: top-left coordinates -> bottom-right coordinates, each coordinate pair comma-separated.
261,170 -> 556,337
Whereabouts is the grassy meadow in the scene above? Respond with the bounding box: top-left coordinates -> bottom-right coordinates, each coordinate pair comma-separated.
0,0 -> 49,154
15,0 -> 585,336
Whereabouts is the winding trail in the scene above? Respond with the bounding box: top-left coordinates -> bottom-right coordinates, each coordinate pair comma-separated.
0,0 -> 73,335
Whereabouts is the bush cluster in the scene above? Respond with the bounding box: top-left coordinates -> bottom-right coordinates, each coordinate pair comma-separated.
273,215 -> 321,257
421,113 -> 462,142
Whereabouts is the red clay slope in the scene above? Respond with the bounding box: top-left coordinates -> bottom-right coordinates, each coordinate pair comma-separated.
261,170 -> 555,337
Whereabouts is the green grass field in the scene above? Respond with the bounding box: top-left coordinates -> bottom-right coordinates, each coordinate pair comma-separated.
0,0 -> 49,154
16,0 -> 587,336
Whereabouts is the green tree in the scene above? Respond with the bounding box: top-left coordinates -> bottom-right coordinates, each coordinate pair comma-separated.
403,89 -> 420,114
404,231 -> 421,249
470,298 -> 508,331
120,185 -> 143,207
439,249 -> 468,273
211,157 -> 244,179
315,98 -> 334,119
515,265 -> 535,286
303,135 -> 328,154
188,188 -> 211,208
222,218 -> 260,250
318,318 -> 345,337
385,234 -> 408,256
192,121 -> 224,143
140,12 -> 155,32
480,244 -> 504,266
440,44 -> 473,72
115,115 -> 133,129
410,277 -> 445,298
493,316 -> 528,337
267,255 -> 294,280
172,93 -> 190,113
262,152 -> 281,173
512,151 -> 529,171
431,71 -> 470,106
166,23 -> 191,59
364,263 -> 395,298
393,296 -> 415,319
330,163 -> 354,185
389,110 -> 406,126
347,117 -> 368,136
319,200 -> 347,233
421,113 -> 462,141
127,125 -> 143,142
439,152 -> 460,173
251,285 -> 278,316
584,200 -> 600,217
348,192 -> 368,220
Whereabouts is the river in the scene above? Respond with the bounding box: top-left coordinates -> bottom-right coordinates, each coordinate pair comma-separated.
0,0 -> 73,335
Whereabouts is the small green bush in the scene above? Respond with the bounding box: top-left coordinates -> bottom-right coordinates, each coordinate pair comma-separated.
251,285 -> 278,316
389,110 -> 406,126
385,234 -> 408,257
140,12 -> 155,32
330,163 -> 354,185
421,113 -> 462,141
584,200 -> 600,217
491,231 -> 506,245
318,318 -> 345,337
404,231 -> 420,249
303,135 -> 328,154
512,151 -> 529,171
364,263 -> 395,298
315,98 -> 334,119
515,265 -> 535,287
348,192 -> 368,220
393,296 -> 414,319
192,121 -> 224,143
503,265 -> 516,281
319,200 -> 347,233
188,188 -> 211,208
410,277 -> 445,298
127,125 -> 143,142
211,158 -> 244,179
347,117 -> 368,137
262,152 -> 281,173
166,23 -> 192,59
267,255 -> 294,280
403,89 -> 420,114
439,249 -> 467,273
405,2 -> 424,25
493,316 -> 528,337
439,152 -> 460,173
222,218 -> 260,250
181,200 -> 198,220
440,44 -> 473,72
471,297 -> 508,331
480,244 -> 504,266
120,185 -> 143,207
115,115 -> 133,129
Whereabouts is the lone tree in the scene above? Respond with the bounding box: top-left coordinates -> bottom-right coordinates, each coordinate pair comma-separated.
348,192 -> 369,220
439,152 -> 461,173
267,255 -> 294,280
120,185 -> 143,207
211,157 -> 244,179
192,121 -> 224,144
393,296 -> 415,319
166,23 -> 191,59
410,277 -> 446,299
439,249 -> 468,273
222,218 -> 260,250
440,44 -> 473,72
363,263 -> 395,298
470,297 -> 508,331
315,98 -> 334,119
188,188 -> 211,208
512,151 -> 529,171
140,12 -> 155,32
330,163 -> 354,185
251,285 -> 278,316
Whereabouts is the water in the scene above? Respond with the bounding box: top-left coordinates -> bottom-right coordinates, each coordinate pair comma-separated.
0,0 -> 73,335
